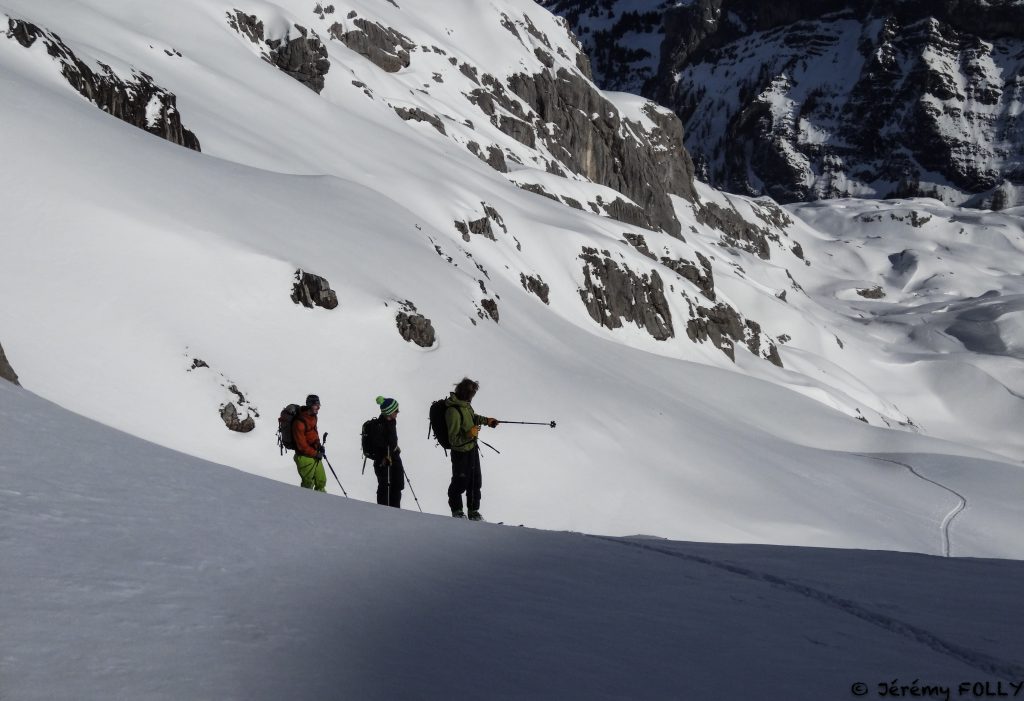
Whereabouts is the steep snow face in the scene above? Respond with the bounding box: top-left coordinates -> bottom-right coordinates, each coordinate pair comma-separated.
1,0 -> 1023,552
549,0 -> 1024,208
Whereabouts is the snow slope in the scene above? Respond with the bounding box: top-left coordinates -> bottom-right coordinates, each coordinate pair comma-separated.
3,382 -> 1023,700
0,0 -> 1023,556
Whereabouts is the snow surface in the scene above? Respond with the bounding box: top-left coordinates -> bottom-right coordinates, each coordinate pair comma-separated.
1,0 -> 1023,558
3,382 -> 1023,700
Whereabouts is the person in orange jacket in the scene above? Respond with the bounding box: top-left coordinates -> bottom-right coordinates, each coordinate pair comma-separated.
293,394 -> 326,492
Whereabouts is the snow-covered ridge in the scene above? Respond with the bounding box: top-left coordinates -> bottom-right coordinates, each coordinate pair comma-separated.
1,0 -> 1023,554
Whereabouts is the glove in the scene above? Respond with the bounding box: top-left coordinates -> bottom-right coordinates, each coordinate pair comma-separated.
487,418 -> 499,428
315,448 -> 326,460
469,425 -> 480,439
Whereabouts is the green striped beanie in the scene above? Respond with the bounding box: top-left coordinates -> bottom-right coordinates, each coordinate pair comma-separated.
376,396 -> 399,416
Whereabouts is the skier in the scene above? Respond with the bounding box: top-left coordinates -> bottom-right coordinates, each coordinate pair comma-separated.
445,378 -> 498,520
293,394 -> 326,492
372,396 -> 405,508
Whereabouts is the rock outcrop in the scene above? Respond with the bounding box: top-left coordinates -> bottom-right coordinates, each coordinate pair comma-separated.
227,11 -> 331,93
578,247 -> 674,341
0,341 -> 19,385
291,270 -> 339,310
5,18 -> 201,150
329,17 -> 414,73
395,301 -> 436,347
220,401 -> 256,433
687,303 -> 783,367
506,68 -> 695,236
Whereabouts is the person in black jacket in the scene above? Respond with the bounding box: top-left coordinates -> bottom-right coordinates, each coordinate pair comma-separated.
372,396 -> 404,508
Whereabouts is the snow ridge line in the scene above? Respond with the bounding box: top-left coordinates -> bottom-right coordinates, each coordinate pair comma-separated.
586,535 -> 1024,680
856,454 -> 967,558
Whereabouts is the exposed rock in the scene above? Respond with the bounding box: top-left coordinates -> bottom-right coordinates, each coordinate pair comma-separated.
393,106 -> 446,134
661,251 -> 715,301
291,269 -> 339,309
465,141 -> 509,172
516,182 -> 561,202
396,301 -> 436,347
578,247 -> 674,341
0,341 -> 19,386
686,303 -> 744,360
454,204 -> 506,242
696,201 -> 779,260
480,298 -> 499,322
220,402 -> 256,433
485,145 -> 508,172
540,0 -> 671,93
507,68 -> 695,236
227,12 -> 331,93
549,0 -> 1024,207
6,18 -> 200,150
623,233 -> 657,260
520,273 -> 551,304
330,18 -> 414,73
856,285 -> 886,299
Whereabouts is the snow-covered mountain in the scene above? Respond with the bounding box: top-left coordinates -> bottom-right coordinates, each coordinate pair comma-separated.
546,0 -> 1024,208
1,0 -> 1023,558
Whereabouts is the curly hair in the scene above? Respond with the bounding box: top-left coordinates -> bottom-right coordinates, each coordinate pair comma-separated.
453,377 -> 479,401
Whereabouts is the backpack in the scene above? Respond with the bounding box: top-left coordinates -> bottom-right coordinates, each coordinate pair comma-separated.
428,398 -> 452,451
277,404 -> 301,454
360,416 -> 388,461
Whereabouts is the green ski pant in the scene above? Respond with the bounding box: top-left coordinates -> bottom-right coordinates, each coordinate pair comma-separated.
295,454 -> 327,492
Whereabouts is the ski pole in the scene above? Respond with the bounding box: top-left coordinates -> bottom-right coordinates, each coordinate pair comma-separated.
495,420 -> 557,428
479,439 -> 500,454
321,432 -> 348,497
323,456 -> 347,497
403,469 -> 423,513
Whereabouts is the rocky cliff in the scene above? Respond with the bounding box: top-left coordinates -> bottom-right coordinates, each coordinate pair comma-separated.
547,0 -> 1024,208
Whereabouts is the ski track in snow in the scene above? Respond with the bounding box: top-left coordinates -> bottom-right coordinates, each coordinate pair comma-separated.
588,534 -> 1024,681
856,455 -> 968,558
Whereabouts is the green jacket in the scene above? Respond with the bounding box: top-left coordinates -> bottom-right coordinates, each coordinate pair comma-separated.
444,394 -> 490,453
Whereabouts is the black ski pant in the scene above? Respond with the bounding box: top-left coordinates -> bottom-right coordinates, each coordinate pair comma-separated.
374,454 -> 405,508
447,446 -> 481,513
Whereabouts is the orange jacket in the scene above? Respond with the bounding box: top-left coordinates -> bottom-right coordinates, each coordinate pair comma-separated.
293,408 -> 321,458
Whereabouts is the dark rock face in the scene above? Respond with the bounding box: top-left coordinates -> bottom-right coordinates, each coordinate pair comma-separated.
291,270 -> 339,310
329,17 -> 414,73
220,402 -> 256,433
480,299 -> 500,323
394,106 -> 446,135
661,251 -> 715,301
687,303 -> 783,367
540,0 -> 674,94
227,11 -> 330,93
548,0 -> 1024,207
454,205 -> 507,242
0,341 -> 19,386
578,247 -> 673,341
696,202 -> 780,260
395,301 -> 436,347
5,18 -> 200,151
507,68 -> 695,236
520,273 -> 551,304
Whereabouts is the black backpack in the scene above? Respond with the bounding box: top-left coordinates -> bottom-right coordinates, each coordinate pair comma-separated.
428,398 -> 452,451
277,404 -> 300,454
361,416 -> 388,461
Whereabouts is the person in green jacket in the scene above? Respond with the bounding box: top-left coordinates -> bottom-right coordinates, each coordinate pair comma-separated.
445,378 -> 498,520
